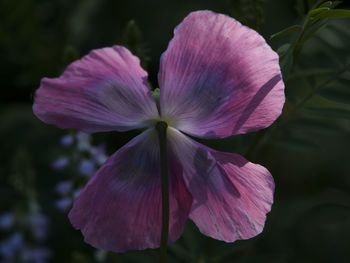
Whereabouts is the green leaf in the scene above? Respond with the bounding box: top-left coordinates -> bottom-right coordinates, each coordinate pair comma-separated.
318,86 -> 350,104
279,47 -> 294,78
308,7 -> 330,18
280,53 -> 293,79
312,9 -> 350,19
270,25 -> 303,39
123,20 -> 149,69
276,43 -> 291,56
301,20 -> 327,43
124,20 -> 142,49
304,107 -> 350,120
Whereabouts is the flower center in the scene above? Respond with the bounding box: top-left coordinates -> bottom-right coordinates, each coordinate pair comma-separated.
150,88 -> 177,128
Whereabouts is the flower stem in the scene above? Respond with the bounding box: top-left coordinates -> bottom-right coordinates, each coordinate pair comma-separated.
156,121 -> 169,263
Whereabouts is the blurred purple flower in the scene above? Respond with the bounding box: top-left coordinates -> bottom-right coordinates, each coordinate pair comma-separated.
78,159 -> 95,177
54,181 -> 73,196
0,232 -> 24,259
33,11 -> 285,252
0,212 -> 14,231
55,197 -> 72,212
60,135 -> 74,146
73,188 -> 82,199
51,157 -> 69,170
76,132 -> 91,151
90,144 -> 108,165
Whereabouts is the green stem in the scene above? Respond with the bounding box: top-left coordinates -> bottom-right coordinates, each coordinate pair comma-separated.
156,121 -> 169,263
295,65 -> 349,109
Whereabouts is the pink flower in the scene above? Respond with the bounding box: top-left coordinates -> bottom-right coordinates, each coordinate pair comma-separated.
33,11 -> 285,252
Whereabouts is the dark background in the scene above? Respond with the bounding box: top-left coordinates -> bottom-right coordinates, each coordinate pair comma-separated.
1,0 -> 350,262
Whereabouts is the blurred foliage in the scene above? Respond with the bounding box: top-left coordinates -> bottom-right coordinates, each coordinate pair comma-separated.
1,0 -> 350,263
228,0 -> 266,31
122,20 -> 150,70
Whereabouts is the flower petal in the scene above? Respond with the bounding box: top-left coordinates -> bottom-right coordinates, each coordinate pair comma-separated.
68,129 -> 192,252
33,46 -> 159,133
159,11 -> 285,138
168,128 -> 274,242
